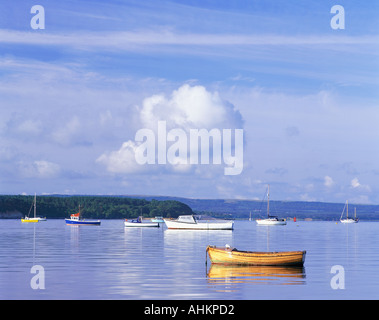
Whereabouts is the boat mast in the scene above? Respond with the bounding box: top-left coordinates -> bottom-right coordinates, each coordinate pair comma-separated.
346,200 -> 348,219
34,193 -> 36,218
267,184 -> 270,217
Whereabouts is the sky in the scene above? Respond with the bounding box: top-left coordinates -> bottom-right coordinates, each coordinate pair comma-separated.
0,0 -> 378,204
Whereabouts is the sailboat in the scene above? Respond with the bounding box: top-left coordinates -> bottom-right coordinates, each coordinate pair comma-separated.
65,205 -> 101,226
21,193 -> 46,223
340,200 -> 358,223
256,185 -> 286,225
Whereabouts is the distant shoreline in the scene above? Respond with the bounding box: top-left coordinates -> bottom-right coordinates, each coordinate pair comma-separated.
1,194 -> 379,221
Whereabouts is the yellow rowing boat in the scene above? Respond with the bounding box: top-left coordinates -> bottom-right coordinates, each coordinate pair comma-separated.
206,245 -> 306,266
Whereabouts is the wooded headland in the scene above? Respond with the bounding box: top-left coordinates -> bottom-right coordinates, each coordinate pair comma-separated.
0,195 -> 193,219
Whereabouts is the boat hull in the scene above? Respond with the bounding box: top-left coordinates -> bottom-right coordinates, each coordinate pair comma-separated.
21,218 -> 39,223
65,219 -> 101,226
207,246 -> 306,266
164,220 -> 234,230
124,221 -> 159,227
340,219 -> 358,224
256,219 -> 286,225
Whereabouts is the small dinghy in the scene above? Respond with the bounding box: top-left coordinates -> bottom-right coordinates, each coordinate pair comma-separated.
206,245 -> 306,266
124,216 -> 159,227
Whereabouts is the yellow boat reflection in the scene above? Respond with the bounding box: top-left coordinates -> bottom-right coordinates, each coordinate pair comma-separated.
207,264 -> 306,287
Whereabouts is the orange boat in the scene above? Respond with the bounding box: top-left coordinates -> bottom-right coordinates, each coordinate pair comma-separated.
206,245 -> 306,266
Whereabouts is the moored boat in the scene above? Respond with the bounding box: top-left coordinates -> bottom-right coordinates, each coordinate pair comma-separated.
164,215 -> 234,230
340,200 -> 358,223
124,216 -> 159,227
65,205 -> 101,226
256,216 -> 286,225
256,185 -> 286,225
21,218 -> 39,223
21,193 -> 46,223
206,245 -> 306,266
151,216 -> 164,223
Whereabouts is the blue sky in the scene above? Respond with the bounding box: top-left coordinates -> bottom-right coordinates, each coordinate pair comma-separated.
1,0 -> 379,204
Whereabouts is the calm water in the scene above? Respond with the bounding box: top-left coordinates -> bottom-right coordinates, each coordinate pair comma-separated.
0,219 -> 378,299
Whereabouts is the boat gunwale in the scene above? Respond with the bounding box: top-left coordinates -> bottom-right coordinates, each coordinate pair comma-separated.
208,246 -> 306,257
164,215 -> 233,225
124,221 -> 159,227
164,221 -> 234,230
65,218 -> 101,225
206,246 -> 306,266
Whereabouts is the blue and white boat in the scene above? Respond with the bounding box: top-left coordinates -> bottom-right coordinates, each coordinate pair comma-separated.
65,206 -> 101,226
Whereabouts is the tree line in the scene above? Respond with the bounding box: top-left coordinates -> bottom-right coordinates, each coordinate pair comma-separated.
0,195 -> 193,219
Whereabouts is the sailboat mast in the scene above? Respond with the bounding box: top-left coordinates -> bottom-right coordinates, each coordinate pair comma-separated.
34,193 -> 36,218
267,184 -> 270,217
346,200 -> 348,219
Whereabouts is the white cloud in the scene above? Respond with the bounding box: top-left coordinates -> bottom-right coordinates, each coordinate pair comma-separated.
351,177 -> 360,188
0,29 -> 378,50
97,84 -> 244,175
324,175 -> 334,187
4,114 -> 44,140
96,141 -> 142,174
300,193 -> 316,202
52,116 -> 93,147
52,116 -> 81,146
18,160 -> 61,178
351,177 -> 371,192
139,84 -> 242,130
14,119 -> 42,135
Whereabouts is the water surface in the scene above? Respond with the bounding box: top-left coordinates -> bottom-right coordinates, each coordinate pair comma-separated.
0,220 -> 378,299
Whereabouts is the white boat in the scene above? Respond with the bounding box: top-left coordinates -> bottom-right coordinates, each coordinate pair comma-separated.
21,193 -> 47,223
124,216 -> 159,227
151,216 -> 164,223
164,215 -> 234,230
340,200 -> 358,223
256,217 -> 286,225
256,185 -> 286,226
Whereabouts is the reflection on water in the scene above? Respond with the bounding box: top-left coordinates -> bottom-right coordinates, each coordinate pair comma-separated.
164,228 -> 233,245
2,220 -> 379,299
207,264 -> 306,290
